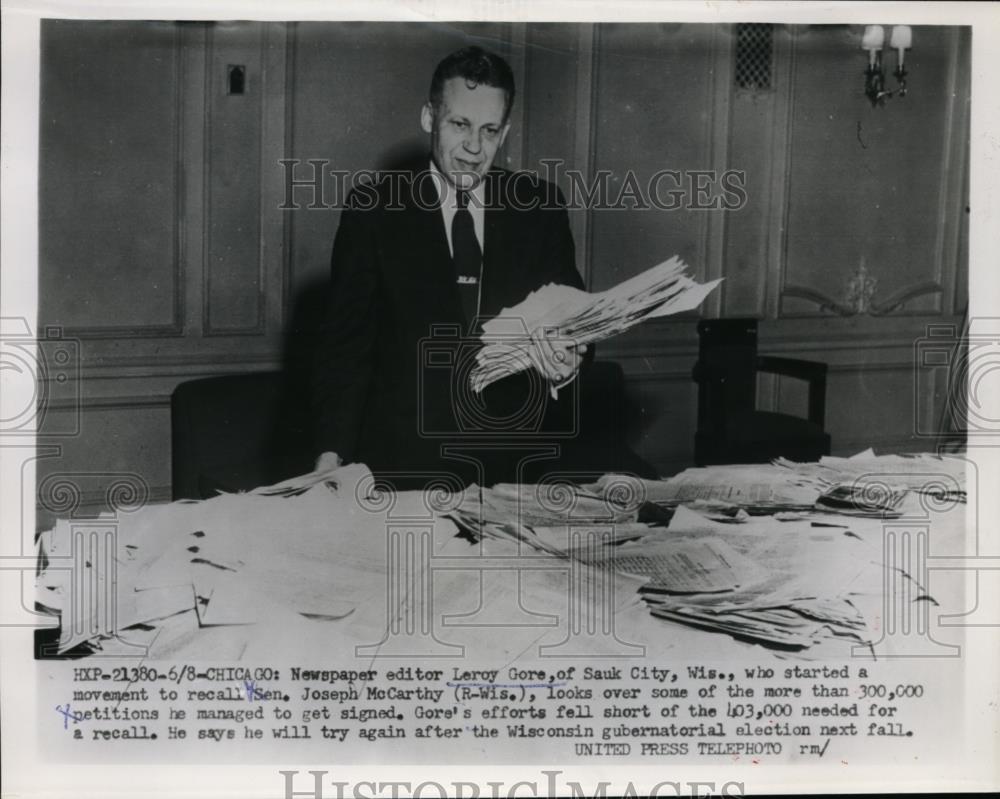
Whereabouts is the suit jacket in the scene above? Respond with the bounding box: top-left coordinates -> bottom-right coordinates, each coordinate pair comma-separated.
310,160 -> 588,487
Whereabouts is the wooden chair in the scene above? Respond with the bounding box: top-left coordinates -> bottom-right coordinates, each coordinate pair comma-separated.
692,319 -> 831,466
170,372 -> 313,500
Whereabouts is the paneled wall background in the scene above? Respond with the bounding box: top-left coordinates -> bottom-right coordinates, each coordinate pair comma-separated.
37,20 -> 970,517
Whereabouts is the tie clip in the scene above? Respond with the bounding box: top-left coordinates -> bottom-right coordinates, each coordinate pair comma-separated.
457,276 -> 479,285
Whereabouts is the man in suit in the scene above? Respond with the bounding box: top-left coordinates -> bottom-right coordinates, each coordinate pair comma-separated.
311,46 -> 590,488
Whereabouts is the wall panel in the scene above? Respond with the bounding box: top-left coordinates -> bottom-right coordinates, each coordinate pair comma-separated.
779,25 -> 966,318
40,20 -> 183,336
37,21 -> 289,515
588,23 -> 720,291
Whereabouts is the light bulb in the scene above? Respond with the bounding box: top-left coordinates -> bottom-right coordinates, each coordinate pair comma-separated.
889,25 -> 912,50
890,25 -> 912,68
861,25 -> 886,50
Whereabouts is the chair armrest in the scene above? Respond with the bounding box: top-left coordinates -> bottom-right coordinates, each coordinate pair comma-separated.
756,356 -> 827,427
757,355 -> 826,382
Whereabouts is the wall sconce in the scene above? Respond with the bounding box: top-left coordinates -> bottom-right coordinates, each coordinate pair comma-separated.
861,25 -> 912,107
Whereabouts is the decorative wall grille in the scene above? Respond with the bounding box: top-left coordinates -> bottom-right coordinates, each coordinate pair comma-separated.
735,23 -> 773,91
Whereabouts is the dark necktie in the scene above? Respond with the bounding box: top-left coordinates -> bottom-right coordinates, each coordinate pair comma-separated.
451,189 -> 482,330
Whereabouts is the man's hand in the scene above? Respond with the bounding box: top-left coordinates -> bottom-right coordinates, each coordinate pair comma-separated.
527,327 -> 588,397
315,451 -> 343,472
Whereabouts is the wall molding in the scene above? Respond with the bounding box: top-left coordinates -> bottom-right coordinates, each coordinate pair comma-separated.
43,352 -> 282,381
503,22 -> 528,172
615,357 -> 924,383
42,353 -> 923,406
934,26 -> 971,316
44,395 -> 173,412
201,22 -> 216,336
701,23 -> 733,317
262,22 -> 291,341
780,280 -> 945,317
577,23 -> 598,289
594,311 -> 964,360
203,22 -> 270,338
764,23 -> 797,320
280,22 -> 298,332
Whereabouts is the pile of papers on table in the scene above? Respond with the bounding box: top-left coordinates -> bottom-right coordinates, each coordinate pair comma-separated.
588,464 -> 827,516
36,450 -> 953,658
568,451 -> 967,650
35,463 -> 451,658
35,468 -> 660,662
448,481 -> 648,557
633,509 -> 873,651
775,449 -> 967,503
470,256 -> 721,392
449,483 -> 879,652
585,449 -> 956,519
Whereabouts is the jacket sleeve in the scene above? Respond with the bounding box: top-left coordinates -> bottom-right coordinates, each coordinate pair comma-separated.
309,196 -> 379,462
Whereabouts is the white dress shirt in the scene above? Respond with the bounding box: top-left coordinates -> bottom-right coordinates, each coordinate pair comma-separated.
428,160 -> 485,256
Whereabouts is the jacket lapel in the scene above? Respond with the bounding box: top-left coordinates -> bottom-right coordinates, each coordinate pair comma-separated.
409,167 -> 451,273
401,167 -> 465,323
482,170 -> 511,319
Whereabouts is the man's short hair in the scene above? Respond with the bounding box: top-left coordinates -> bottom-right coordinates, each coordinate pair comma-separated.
429,46 -> 516,122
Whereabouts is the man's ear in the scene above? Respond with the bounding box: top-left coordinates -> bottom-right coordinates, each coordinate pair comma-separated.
498,122 -> 511,149
420,103 -> 434,134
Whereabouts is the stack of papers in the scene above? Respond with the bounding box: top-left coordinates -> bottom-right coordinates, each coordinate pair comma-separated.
776,450 -> 967,503
447,484 -> 873,652
481,481 -> 639,525
634,508 -> 875,650
589,457 -> 928,520
448,482 -> 646,557
587,465 -> 829,516
645,594 -> 868,650
38,456 -> 946,658
585,536 -> 764,594
815,483 -> 908,517
470,256 -> 721,392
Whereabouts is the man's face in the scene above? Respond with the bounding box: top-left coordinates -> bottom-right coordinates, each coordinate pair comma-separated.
421,77 -> 510,190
